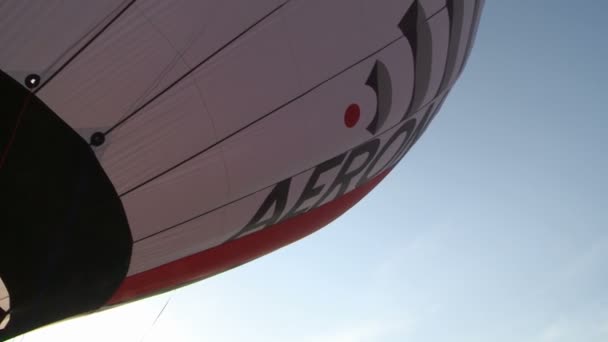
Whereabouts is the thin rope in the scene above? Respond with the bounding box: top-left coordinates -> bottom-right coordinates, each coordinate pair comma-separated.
139,291 -> 175,342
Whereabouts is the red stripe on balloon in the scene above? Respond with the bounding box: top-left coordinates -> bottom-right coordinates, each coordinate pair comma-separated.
106,168 -> 391,306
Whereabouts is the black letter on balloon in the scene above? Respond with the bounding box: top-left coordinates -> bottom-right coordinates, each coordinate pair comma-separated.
366,60 -> 393,135
283,153 -> 347,220
239,178 -> 292,236
357,118 -> 417,187
398,1 -> 435,120
313,139 -> 380,208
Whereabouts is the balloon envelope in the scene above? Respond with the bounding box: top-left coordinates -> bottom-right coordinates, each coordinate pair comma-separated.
0,0 -> 483,338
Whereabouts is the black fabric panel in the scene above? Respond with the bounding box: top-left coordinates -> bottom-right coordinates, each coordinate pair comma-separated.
0,70 -> 132,340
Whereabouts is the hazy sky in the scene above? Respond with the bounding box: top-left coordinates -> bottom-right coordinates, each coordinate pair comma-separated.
12,1 -> 608,341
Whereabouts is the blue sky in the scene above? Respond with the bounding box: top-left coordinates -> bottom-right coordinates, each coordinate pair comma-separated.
12,2 -> 608,341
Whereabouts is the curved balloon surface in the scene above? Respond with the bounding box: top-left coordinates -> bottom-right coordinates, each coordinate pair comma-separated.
0,0 -> 483,338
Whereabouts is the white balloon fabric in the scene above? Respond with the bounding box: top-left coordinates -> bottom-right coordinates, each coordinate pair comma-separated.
0,0 -> 483,338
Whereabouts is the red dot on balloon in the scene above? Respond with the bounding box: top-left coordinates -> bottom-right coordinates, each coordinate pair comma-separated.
344,104 -> 360,128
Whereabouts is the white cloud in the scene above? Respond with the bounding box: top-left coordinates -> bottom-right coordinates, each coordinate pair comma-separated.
558,234 -> 608,283
536,314 -> 608,342
539,321 -> 567,342
372,219 -> 453,290
298,318 -> 413,342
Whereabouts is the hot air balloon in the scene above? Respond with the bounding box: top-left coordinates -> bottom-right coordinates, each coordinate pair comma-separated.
0,0 -> 483,339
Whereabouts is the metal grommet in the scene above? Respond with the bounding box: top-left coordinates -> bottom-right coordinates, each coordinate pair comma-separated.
90,132 -> 106,147
24,74 -> 41,89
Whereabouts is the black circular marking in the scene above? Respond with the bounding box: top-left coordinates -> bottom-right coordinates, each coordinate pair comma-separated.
24,74 -> 40,89
90,132 -> 106,146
